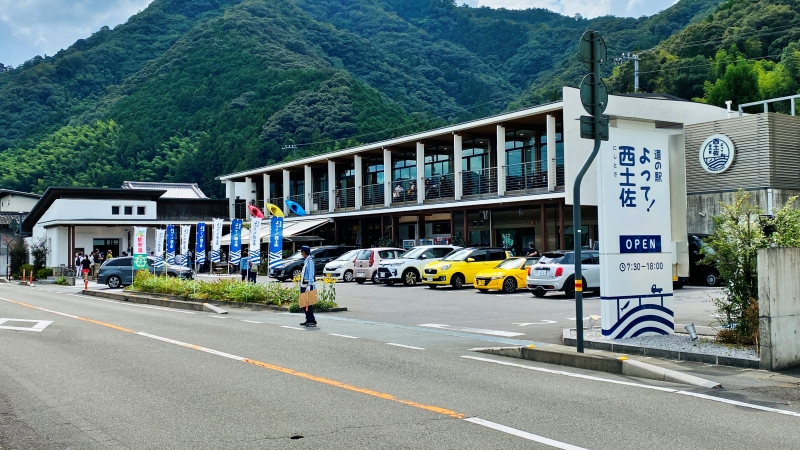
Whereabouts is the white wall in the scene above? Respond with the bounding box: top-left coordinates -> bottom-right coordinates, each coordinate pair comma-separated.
37,199 -> 157,225
563,87 -> 729,206
0,195 -> 39,212
36,225 -> 158,268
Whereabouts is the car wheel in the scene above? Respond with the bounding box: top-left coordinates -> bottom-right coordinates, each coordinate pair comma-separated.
451,274 -> 465,290
385,280 -> 395,286
564,276 -> 576,299
107,275 -> 122,289
356,279 -> 365,285
371,272 -> 380,284
705,273 -> 718,287
533,290 -> 547,298
291,268 -> 302,280
343,270 -> 354,282
502,277 -> 517,293
402,269 -> 419,286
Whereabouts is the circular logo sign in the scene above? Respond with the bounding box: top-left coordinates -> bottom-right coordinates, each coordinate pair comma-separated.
699,134 -> 735,173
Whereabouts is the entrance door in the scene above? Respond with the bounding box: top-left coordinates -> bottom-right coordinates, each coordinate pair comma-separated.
93,239 -> 121,259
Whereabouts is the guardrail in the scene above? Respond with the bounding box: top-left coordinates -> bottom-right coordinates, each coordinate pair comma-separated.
462,167 -> 497,198
423,173 -> 455,202
361,184 -> 384,210
334,187 -> 356,211
504,161 -> 547,195
390,179 -> 417,204
309,191 -> 328,214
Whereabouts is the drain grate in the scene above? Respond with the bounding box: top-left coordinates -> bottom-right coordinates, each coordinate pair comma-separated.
290,435 -> 304,440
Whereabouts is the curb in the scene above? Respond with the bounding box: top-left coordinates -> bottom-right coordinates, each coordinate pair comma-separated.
562,330 -> 759,369
473,345 -> 722,389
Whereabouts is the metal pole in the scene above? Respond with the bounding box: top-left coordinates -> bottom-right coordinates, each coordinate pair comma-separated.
634,55 -> 639,93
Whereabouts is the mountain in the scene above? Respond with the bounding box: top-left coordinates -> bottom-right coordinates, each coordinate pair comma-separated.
0,0 -> 724,197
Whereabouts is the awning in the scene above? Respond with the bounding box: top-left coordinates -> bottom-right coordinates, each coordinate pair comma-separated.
220,218 -> 330,245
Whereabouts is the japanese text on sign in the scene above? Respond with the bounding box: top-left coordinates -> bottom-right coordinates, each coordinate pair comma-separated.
614,145 -> 663,211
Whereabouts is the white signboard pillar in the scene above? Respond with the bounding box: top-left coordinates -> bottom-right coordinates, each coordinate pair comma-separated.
597,128 -> 673,338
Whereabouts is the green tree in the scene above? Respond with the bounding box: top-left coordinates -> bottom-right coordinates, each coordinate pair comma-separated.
703,58 -> 760,107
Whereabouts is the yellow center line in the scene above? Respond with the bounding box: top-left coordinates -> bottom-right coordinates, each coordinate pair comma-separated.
0,296 -> 464,419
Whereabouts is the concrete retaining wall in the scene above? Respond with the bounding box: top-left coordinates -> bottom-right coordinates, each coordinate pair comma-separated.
759,247 -> 800,371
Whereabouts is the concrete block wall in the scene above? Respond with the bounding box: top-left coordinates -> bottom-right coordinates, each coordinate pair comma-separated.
759,247 -> 800,371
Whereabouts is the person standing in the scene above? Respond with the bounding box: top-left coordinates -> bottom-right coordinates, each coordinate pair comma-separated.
106,250 -> 113,261
526,241 -> 540,258
240,251 -> 250,281
92,250 -> 102,277
298,245 -> 317,327
74,252 -> 83,277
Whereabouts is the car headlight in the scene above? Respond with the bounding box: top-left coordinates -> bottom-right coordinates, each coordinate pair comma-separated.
490,275 -> 504,280
336,264 -> 344,269
440,264 -> 451,270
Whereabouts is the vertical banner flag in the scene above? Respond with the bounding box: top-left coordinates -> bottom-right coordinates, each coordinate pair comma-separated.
166,225 -> 176,264
210,218 -> 223,262
269,217 -> 284,270
249,217 -> 262,264
132,227 -> 148,271
229,219 -> 243,264
180,225 -> 191,267
155,228 -> 166,268
597,128 -> 673,338
196,223 -> 206,266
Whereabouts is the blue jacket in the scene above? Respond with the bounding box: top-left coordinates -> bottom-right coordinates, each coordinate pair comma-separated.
300,255 -> 315,290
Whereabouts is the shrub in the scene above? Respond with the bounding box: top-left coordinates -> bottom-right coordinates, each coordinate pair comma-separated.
36,268 -> 53,280
16,263 -> 34,280
288,276 -> 339,312
8,240 -> 27,277
55,276 -> 69,285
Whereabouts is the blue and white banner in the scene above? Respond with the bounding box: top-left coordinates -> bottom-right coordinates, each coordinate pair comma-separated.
180,225 -> 191,267
269,217 -> 284,269
166,225 -> 176,264
249,217 -> 262,264
229,219 -> 243,264
196,222 -> 206,265
154,229 -> 165,268
210,218 -> 223,263
597,128 -> 673,338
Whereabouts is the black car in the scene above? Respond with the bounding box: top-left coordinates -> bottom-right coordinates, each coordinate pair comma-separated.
269,245 -> 358,282
688,234 -> 720,286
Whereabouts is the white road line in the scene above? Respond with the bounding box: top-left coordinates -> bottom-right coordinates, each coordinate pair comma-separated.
465,418 -> 587,450
419,323 -> 524,337
386,343 -> 424,350
75,296 -> 197,314
240,320 -> 262,324
211,315 -> 228,319
280,325 -> 306,331
329,333 -> 359,339
463,356 -> 800,418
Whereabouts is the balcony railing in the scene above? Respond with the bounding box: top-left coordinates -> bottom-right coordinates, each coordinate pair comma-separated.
286,194 -> 305,215
361,184 -> 384,210
309,191 -> 328,215
390,179 -> 417,204
462,167 -> 498,198
423,173 -> 455,202
334,187 -> 356,211
504,161 -> 547,195
555,157 -> 565,189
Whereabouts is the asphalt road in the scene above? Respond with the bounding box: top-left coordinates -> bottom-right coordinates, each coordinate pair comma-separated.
1,282 -> 798,449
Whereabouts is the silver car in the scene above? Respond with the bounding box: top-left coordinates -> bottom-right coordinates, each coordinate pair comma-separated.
526,251 -> 600,298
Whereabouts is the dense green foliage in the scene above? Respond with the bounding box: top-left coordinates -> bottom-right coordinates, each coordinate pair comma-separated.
0,0 -> 736,195
606,0 -> 800,110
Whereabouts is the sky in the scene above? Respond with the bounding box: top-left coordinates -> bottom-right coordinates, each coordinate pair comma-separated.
0,0 -> 680,67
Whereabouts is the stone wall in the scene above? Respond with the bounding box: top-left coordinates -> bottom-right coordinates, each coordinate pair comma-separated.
759,247 -> 800,371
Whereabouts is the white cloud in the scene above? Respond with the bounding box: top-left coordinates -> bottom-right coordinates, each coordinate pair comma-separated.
474,0 -> 680,18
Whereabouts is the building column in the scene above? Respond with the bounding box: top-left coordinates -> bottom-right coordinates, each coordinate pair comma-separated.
540,203 -> 548,252
416,142 -> 425,204
453,133 -> 463,201
354,155 -> 363,210
559,201 -> 565,250
263,174 -> 270,206
328,160 -> 336,213
383,148 -> 392,207
304,165 -> 312,211
497,124 -> 506,197
282,169 -> 291,206
245,177 -> 253,219
463,209 -> 469,246
547,114 -> 557,192
226,180 -> 235,219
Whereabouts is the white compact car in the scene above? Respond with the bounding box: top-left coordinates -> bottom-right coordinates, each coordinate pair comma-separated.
526,251 -> 600,298
375,245 -> 460,286
322,249 -> 361,282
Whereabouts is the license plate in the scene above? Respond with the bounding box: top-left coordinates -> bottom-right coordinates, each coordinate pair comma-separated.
477,280 -> 485,286
381,273 -> 388,277
325,273 -> 332,277
427,277 -> 433,282
357,272 -> 365,277
535,270 -> 548,276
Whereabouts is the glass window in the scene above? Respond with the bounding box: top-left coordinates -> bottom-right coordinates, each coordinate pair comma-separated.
469,249 -> 487,262
137,206 -> 146,215
434,248 -> 454,258
393,151 -> 417,181
488,250 -> 506,261
335,250 -> 359,261
378,250 -> 395,259
124,206 -> 133,215
443,248 -> 473,261
496,258 -> 524,269
462,139 -> 489,172
356,250 -> 372,260
112,206 -> 120,215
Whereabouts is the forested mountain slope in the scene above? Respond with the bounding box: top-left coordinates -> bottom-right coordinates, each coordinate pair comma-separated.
0,0 -> 724,196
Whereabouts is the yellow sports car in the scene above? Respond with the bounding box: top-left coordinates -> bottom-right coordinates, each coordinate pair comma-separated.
474,257 -> 540,293
422,247 -> 511,289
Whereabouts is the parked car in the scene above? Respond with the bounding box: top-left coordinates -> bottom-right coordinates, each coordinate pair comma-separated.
376,245 -> 460,286
474,256 -> 539,293
526,251 -> 600,298
97,256 -> 194,289
269,245 -> 357,282
422,247 -> 511,289
354,247 -> 405,284
688,234 -> 720,286
322,249 -> 361,282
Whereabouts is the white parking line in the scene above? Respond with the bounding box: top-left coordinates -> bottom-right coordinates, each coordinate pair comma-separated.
462,356 -> 800,418
240,320 -> 262,324
465,418 -> 587,449
386,343 -> 424,350
280,325 -> 306,331
329,333 -> 359,339
211,315 -> 228,319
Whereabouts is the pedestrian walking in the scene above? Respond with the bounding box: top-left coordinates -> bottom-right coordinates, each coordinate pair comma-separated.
80,254 -> 92,288
248,261 -> 258,283
298,245 -> 317,327
240,251 -> 250,281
